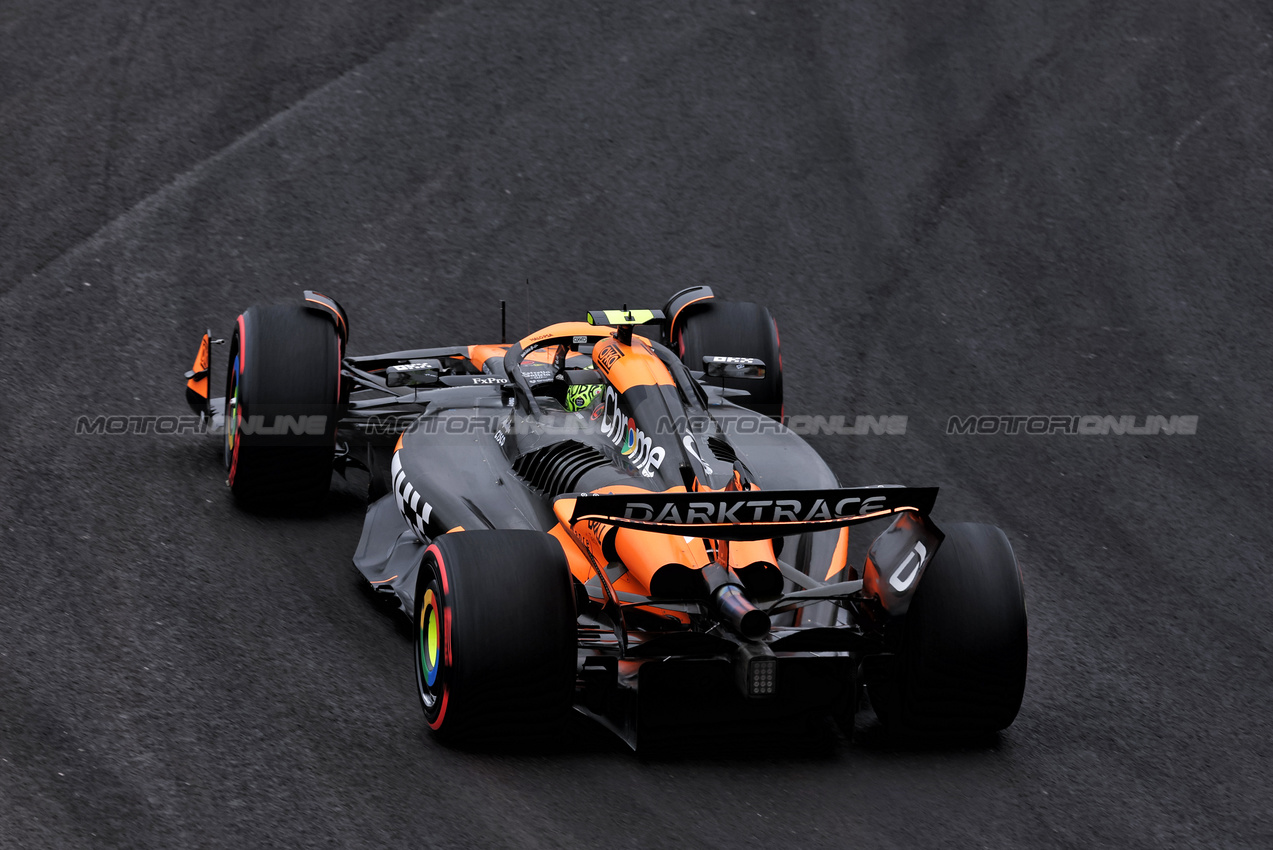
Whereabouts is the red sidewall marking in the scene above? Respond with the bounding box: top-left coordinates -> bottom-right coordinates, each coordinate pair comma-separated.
228,314 -> 247,484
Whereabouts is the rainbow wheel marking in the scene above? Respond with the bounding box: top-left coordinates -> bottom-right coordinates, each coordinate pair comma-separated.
420,589 -> 440,687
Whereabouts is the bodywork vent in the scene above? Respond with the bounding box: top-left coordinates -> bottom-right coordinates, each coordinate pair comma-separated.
707,436 -> 738,465
513,440 -> 610,497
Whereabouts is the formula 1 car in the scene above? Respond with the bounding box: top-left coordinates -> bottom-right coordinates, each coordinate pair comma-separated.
184,287 -> 1027,749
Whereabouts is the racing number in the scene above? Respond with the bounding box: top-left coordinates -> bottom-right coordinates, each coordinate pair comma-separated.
889,541 -> 927,592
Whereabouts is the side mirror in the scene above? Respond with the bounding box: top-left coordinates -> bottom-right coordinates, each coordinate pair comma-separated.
703,355 -> 766,380
386,359 -> 442,388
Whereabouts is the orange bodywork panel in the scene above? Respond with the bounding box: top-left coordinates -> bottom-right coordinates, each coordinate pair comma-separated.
466,343 -> 510,372
727,538 -> 777,571
592,336 -> 673,391
823,527 -> 851,581
186,333 -> 210,400
518,321 -> 610,350
549,523 -> 595,584
525,348 -> 558,364
470,323 -> 613,372
613,527 -> 712,596
610,571 -> 654,599
555,484 -> 717,598
550,505 -> 694,624
553,498 -> 613,568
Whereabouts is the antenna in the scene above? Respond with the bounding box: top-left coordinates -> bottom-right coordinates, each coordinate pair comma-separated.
500,300 -> 506,344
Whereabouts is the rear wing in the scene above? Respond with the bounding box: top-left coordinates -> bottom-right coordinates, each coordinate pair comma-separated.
581,286 -> 718,349
561,486 -> 938,541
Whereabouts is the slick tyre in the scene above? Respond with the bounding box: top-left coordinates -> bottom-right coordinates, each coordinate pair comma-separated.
870,523 -> 1027,736
415,530 -> 578,745
675,301 -> 783,419
224,303 -> 340,511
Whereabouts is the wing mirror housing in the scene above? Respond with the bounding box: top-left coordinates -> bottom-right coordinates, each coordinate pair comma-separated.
386,359 -> 442,388
702,355 -> 766,380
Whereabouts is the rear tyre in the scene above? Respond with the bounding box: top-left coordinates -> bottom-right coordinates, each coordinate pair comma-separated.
224,304 -> 340,511
415,530 -> 578,745
675,301 -> 783,419
869,523 -> 1027,736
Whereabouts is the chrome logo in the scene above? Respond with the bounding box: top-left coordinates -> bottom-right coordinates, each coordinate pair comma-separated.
599,386 -> 666,477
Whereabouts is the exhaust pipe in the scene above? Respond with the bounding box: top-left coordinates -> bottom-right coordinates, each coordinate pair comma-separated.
702,563 -> 770,639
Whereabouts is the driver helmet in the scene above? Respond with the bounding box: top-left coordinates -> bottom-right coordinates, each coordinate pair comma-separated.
564,380 -> 604,412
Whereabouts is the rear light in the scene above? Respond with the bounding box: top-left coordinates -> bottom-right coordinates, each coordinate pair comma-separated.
734,642 -> 778,698
748,655 -> 777,697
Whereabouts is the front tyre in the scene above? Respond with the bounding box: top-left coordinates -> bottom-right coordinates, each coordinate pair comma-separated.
224,304 -> 340,511
415,530 -> 577,745
869,523 -> 1027,736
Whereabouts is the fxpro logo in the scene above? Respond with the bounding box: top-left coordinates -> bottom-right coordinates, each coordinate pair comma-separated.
599,386 -> 666,477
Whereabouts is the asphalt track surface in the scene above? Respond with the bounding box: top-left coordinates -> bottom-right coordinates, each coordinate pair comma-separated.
2,1 -> 1271,847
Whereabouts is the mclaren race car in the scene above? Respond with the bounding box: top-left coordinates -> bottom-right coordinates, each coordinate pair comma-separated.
183,287 -> 1028,748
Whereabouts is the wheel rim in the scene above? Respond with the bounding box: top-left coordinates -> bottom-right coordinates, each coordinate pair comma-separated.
224,352 -> 240,467
419,588 -> 443,706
